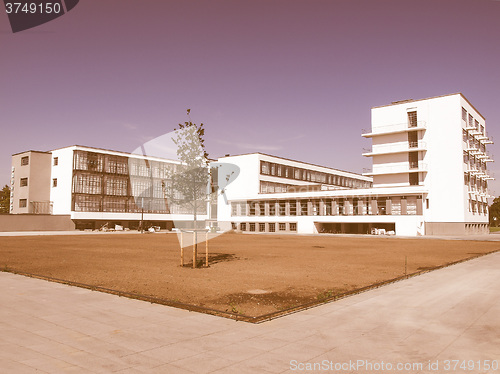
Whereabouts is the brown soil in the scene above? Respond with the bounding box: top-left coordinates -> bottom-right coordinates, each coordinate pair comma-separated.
0,233 -> 498,318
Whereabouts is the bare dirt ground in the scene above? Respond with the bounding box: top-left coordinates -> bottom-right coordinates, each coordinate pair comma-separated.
0,232 -> 498,319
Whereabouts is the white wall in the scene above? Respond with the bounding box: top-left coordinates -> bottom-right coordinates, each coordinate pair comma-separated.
370,94 -> 488,224
50,147 -> 75,215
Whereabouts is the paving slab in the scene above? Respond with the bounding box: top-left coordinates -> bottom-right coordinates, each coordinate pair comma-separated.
0,252 -> 499,373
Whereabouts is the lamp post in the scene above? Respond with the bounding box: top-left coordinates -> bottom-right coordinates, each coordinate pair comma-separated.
141,197 -> 144,234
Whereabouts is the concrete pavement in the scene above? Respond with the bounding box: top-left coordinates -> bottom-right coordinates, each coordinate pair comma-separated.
1,252 -> 499,373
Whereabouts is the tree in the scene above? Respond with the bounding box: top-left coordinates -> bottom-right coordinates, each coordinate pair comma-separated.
489,197 -> 500,227
0,184 -> 10,213
167,120 -> 210,267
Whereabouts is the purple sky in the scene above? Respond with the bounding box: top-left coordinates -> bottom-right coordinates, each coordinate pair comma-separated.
1,0 -> 500,194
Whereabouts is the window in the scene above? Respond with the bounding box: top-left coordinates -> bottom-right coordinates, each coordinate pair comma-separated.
231,222 -> 237,230
52,178 -> 58,187
259,223 -> 266,232
289,200 -> 297,216
19,199 -> 27,208
312,200 -> 319,216
240,202 -> 247,216
256,202 -> 263,216
73,195 -> 101,212
53,157 -> 58,166
102,196 -> 127,212
408,132 -> 418,148
462,107 -> 467,122
324,199 -> 332,215
289,222 -> 297,232
268,223 -> 275,232
409,172 -> 419,186
468,114 -> 473,128
407,198 -> 417,215
105,176 -> 128,196
21,156 -> 29,166
279,223 -> 286,231
249,202 -> 256,216
249,223 -> 256,232
409,152 -> 418,169
278,201 -> 286,216
269,201 -> 276,215
377,199 -> 387,215
231,203 -> 237,216
73,173 -> 102,194
300,200 -> 308,215
462,129 -> 467,142
240,223 -> 246,231
391,198 -> 401,215
407,111 -> 417,128
20,178 -> 28,187
260,161 -> 270,175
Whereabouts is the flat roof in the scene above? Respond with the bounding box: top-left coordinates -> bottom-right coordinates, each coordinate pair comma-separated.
11,150 -> 51,157
49,145 -> 182,163
371,92 -> 485,121
218,152 -> 371,180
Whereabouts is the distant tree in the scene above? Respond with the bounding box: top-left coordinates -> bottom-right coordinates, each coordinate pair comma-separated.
167,119 -> 210,267
0,184 -> 10,213
489,197 -> 500,227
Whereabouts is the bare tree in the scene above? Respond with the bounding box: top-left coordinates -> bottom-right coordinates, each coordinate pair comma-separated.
167,120 -> 209,266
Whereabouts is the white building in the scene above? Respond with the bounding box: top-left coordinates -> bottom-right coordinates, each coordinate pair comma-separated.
9,93 -> 493,235
10,145 -> 208,230
220,93 -> 493,236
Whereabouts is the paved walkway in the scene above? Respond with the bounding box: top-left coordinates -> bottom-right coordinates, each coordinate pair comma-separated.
1,253 -> 499,373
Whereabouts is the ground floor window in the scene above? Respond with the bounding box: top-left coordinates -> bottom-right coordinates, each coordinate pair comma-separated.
233,195 -> 424,217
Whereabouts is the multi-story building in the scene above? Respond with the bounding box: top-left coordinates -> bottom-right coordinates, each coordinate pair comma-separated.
8,93 -> 493,235
222,93 -> 493,235
10,145 -> 208,230
10,151 -> 53,214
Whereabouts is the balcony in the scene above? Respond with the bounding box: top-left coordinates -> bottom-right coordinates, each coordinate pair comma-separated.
362,141 -> 427,156
362,121 -> 426,137
466,167 -> 484,176
480,135 -> 494,144
465,145 -> 482,155
363,162 -> 428,176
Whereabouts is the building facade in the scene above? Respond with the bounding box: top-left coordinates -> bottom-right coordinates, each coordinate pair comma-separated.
9,93 -> 493,235
11,145 -> 208,230
221,93 -> 493,236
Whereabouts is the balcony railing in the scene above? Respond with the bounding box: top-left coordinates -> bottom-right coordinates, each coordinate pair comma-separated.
481,135 -> 494,144
362,141 -> 427,156
363,162 -> 428,175
362,121 -> 426,136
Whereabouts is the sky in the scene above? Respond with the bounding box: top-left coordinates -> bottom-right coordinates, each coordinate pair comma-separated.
1,0 -> 500,195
